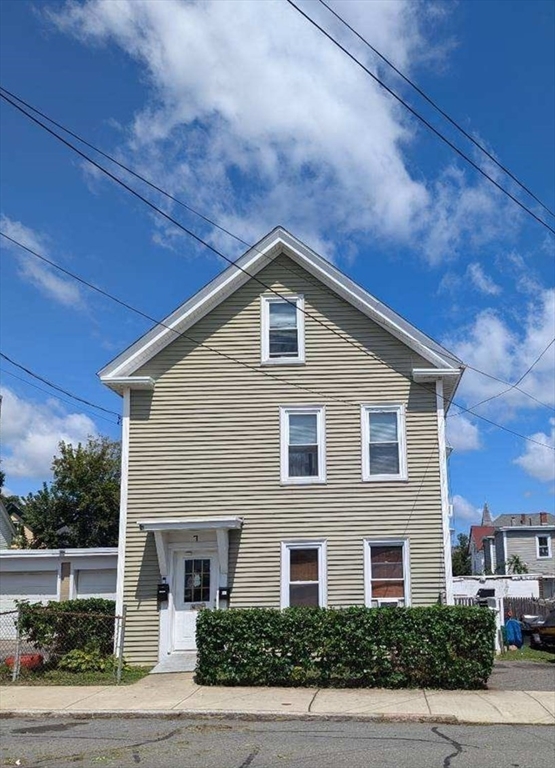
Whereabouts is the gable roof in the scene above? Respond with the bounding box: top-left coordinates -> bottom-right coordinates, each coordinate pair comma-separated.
469,525 -> 495,551
99,226 -> 464,388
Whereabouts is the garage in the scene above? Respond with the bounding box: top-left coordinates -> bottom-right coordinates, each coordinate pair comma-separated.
0,570 -> 58,615
75,568 -> 117,600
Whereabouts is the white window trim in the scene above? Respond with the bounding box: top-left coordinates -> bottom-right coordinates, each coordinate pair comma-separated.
280,540 -> 327,608
261,294 -> 305,365
361,404 -> 407,482
536,534 -> 552,559
363,538 -> 411,607
280,405 -> 326,484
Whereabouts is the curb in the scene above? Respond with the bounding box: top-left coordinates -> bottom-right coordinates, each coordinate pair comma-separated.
1,709 -> 552,726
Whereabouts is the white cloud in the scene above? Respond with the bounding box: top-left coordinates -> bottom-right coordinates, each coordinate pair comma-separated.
514,419 -> 555,482
446,414 -> 481,452
0,216 -> 83,308
48,0 -> 515,264
466,262 -> 501,295
0,387 -> 97,480
452,494 -> 482,523
444,288 -> 555,415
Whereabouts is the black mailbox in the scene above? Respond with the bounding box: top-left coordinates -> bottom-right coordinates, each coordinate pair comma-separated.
218,587 -> 231,601
157,582 -> 170,607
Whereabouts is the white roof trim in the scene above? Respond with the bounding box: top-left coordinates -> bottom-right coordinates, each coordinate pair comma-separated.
137,517 -> 243,532
100,227 -> 463,382
413,368 -> 463,382
0,547 -> 118,559
103,376 -> 155,394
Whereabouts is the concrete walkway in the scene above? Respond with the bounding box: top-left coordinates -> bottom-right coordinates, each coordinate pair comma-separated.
1,674 -> 554,725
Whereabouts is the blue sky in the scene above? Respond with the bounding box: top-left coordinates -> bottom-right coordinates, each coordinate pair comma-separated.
0,0 -> 554,534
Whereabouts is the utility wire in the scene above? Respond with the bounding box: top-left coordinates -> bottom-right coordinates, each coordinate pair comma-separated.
317,0 -> 555,219
0,368 -> 120,426
450,338 -> 555,417
1,95 -> 553,448
0,352 -> 121,421
0,87 -> 551,414
284,0 -> 555,236
2,231 -> 553,453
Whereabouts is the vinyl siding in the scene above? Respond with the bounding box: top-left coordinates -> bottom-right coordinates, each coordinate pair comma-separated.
505,530 -> 555,575
123,254 -> 446,664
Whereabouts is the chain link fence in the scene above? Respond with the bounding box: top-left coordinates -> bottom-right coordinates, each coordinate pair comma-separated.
0,604 -> 126,683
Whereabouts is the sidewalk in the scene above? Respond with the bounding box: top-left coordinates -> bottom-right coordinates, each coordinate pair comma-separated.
1,673 -> 553,725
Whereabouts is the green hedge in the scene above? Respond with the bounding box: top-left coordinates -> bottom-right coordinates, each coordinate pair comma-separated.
17,598 -> 116,660
196,606 -> 496,690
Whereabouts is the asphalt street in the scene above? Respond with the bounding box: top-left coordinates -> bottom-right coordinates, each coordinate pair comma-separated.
1,716 -> 554,768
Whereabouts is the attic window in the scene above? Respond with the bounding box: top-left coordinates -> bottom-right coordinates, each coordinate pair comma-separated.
261,295 -> 305,364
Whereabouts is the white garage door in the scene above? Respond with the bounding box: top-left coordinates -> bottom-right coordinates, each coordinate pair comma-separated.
75,568 -> 117,600
0,570 -> 58,638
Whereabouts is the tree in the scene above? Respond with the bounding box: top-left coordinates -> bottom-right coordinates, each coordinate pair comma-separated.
451,533 -> 472,576
21,437 -> 121,549
506,554 -> 528,575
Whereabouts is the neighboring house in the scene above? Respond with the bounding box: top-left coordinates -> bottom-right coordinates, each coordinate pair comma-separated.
99,227 -> 464,667
483,513 -> 555,576
0,500 -> 16,549
0,548 -> 118,640
469,503 -> 494,575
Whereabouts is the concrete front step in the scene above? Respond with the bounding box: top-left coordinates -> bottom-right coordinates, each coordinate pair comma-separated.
150,653 -> 197,674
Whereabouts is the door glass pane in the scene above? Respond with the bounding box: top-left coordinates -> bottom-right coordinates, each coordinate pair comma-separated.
289,583 -> 319,607
184,558 -> 210,604
369,443 -> 399,475
369,412 -> 398,442
290,549 -> 319,581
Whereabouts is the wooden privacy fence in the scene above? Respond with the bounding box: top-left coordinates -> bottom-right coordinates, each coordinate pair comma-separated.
503,597 -> 552,620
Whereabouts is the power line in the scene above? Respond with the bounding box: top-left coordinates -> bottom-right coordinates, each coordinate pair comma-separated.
0,88 -> 551,416
2,231 -> 554,453
317,0 -> 555,219
0,233 -> 359,408
284,0 -> 555,236
0,367 -> 120,426
0,351 -> 121,420
451,338 -> 555,417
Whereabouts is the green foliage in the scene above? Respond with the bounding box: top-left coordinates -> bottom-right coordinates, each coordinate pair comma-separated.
17,598 -> 116,661
196,606 -> 496,690
506,554 -> 529,574
451,533 -> 472,576
21,436 -> 121,548
58,647 -> 121,673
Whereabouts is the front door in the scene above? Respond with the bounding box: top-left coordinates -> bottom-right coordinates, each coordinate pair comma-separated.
172,554 -> 216,651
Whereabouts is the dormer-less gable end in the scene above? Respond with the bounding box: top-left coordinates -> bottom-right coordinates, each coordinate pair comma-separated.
99,227 -> 464,403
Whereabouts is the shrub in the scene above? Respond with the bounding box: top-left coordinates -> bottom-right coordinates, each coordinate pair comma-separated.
196,606 -> 496,690
57,647 -> 120,673
16,598 -> 116,662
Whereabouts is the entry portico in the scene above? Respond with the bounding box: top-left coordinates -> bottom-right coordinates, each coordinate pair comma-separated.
137,517 -> 243,663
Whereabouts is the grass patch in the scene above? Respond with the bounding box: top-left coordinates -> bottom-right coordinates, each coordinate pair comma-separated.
0,664 -> 151,686
497,645 -> 555,664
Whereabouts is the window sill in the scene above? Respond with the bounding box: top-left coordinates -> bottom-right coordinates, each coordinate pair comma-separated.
362,476 -> 409,483
280,479 -> 327,486
261,358 -> 306,366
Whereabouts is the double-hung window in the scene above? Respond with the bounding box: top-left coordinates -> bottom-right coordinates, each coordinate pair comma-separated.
261,295 -> 305,364
281,541 -> 327,607
361,405 -> 407,481
537,534 -> 552,559
364,539 -> 410,607
280,406 -> 326,483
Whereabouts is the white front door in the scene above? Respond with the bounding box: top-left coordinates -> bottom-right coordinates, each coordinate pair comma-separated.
172,553 -> 216,651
